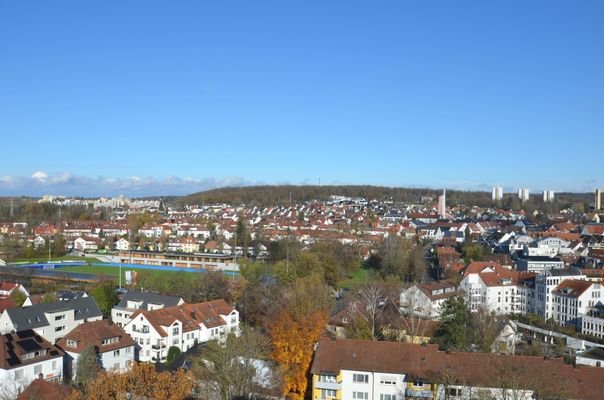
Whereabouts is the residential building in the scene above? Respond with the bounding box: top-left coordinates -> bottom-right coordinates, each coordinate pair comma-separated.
0,297 -> 102,344
551,280 -> 603,327
543,190 -> 555,202
399,280 -> 465,319
310,337 -> 604,400
115,238 -> 130,251
459,262 -> 534,315
576,347 -> 604,368
515,256 -> 564,274
57,319 -> 136,380
518,188 -> 530,202
534,268 -> 585,320
123,299 -> 239,363
0,282 -> 30,298
0,330 -> 64,395
111,291 -> 184,328
492,186 -> 503,201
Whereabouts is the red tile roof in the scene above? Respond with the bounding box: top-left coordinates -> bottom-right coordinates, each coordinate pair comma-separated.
311,338 -> 604,399
56,319 -> 135,354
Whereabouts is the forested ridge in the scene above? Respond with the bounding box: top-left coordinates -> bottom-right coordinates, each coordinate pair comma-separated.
178,185 -> 593,209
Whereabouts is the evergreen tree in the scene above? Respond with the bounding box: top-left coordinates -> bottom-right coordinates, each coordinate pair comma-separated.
75,344 -> 101,387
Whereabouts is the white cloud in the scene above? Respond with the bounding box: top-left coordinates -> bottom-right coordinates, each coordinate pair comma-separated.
0,172 -> 260,197
31,171 -> 48,183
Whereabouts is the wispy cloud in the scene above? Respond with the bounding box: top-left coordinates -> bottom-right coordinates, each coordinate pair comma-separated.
0,172 -> 260,197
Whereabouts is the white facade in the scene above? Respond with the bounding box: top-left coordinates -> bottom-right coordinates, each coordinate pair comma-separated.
123,302 -> 239,363
543,190 -> 555,202
492,186 -> 503,201
551,282 -> 603,327
0,356 -> 63,395
518,188 -> 530,202
534,271 -> 585,320
115,238 -> 130,251
581,314 -> 604,339
67,343 -> 134,376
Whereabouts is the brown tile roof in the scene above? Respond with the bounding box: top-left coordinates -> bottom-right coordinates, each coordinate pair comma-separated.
56,319 -> 135,354
130,299 -> 234,337
0,297 -> 16,313
552,279 -> 593,298
311,338 -> 604,399
416,280 -> 465,301
0,330 -> 63,370
17,379 -> 77,400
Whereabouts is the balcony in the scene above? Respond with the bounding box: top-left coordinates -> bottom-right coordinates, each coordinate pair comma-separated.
405,388 -> 434,398
132,327 -> 150,334
315,381 -> 341,391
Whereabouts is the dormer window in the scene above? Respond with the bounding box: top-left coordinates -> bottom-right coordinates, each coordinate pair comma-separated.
67,339 -> 77,347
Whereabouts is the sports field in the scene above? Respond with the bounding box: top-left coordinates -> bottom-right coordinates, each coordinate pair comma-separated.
58,264 -> 200,283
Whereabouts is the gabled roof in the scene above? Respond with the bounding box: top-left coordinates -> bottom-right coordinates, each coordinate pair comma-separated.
415,280 -> 465,301
5,296 -> 102,332
553,280 -> 593,298
129,299 -> 235,337
56,319 -> 135,354
116,290 -> 183,310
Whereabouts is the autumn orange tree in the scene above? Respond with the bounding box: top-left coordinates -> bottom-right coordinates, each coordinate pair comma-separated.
268,274 -> 331,400
80,362 -> 194,400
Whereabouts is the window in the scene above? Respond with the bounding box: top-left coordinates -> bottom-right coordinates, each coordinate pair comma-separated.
447,388 -> 462,397
34,365 -> 42,375
380,395 -> 395,400
14,369 -> 24,380
318,375 -> 337,383
114,349 -> 121,356
125,346 -> 132,354
54,314 -> 65,321
55,326 -> 65,332
353,392 -> 368,399
413,381 -> 425,387
320,389 -> 336,399
380,376 -> 396,385
67,339 -> 77,348
52,360 -> 57,370
353,374 -> 369,383
172,326 -> 179,335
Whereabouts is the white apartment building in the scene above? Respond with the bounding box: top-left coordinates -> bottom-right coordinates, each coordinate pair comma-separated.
111,291 -> 184,328
551,280 -> 603,327
123,299 -> 239,363
0,297 -> 102,344
57,319 -> 136,380
534,268 -> 585,320
522,237 -> 570,258
518,188 -> 530,202
459,262 -> 534,315
543,190 -> 555,202
515,256 -> 564,274
0,331 -> 64,396
492,186 -> 503,201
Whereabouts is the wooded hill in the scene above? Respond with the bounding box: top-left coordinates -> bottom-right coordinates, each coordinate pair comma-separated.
177,185 -> 593,209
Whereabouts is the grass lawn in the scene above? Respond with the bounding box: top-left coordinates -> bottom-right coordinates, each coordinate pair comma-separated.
14,255 -> 102,263
339,266 -> 371,289
57,264 -> 198,284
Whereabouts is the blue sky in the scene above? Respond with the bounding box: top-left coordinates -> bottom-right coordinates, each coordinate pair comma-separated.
1,1 -> 603,197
